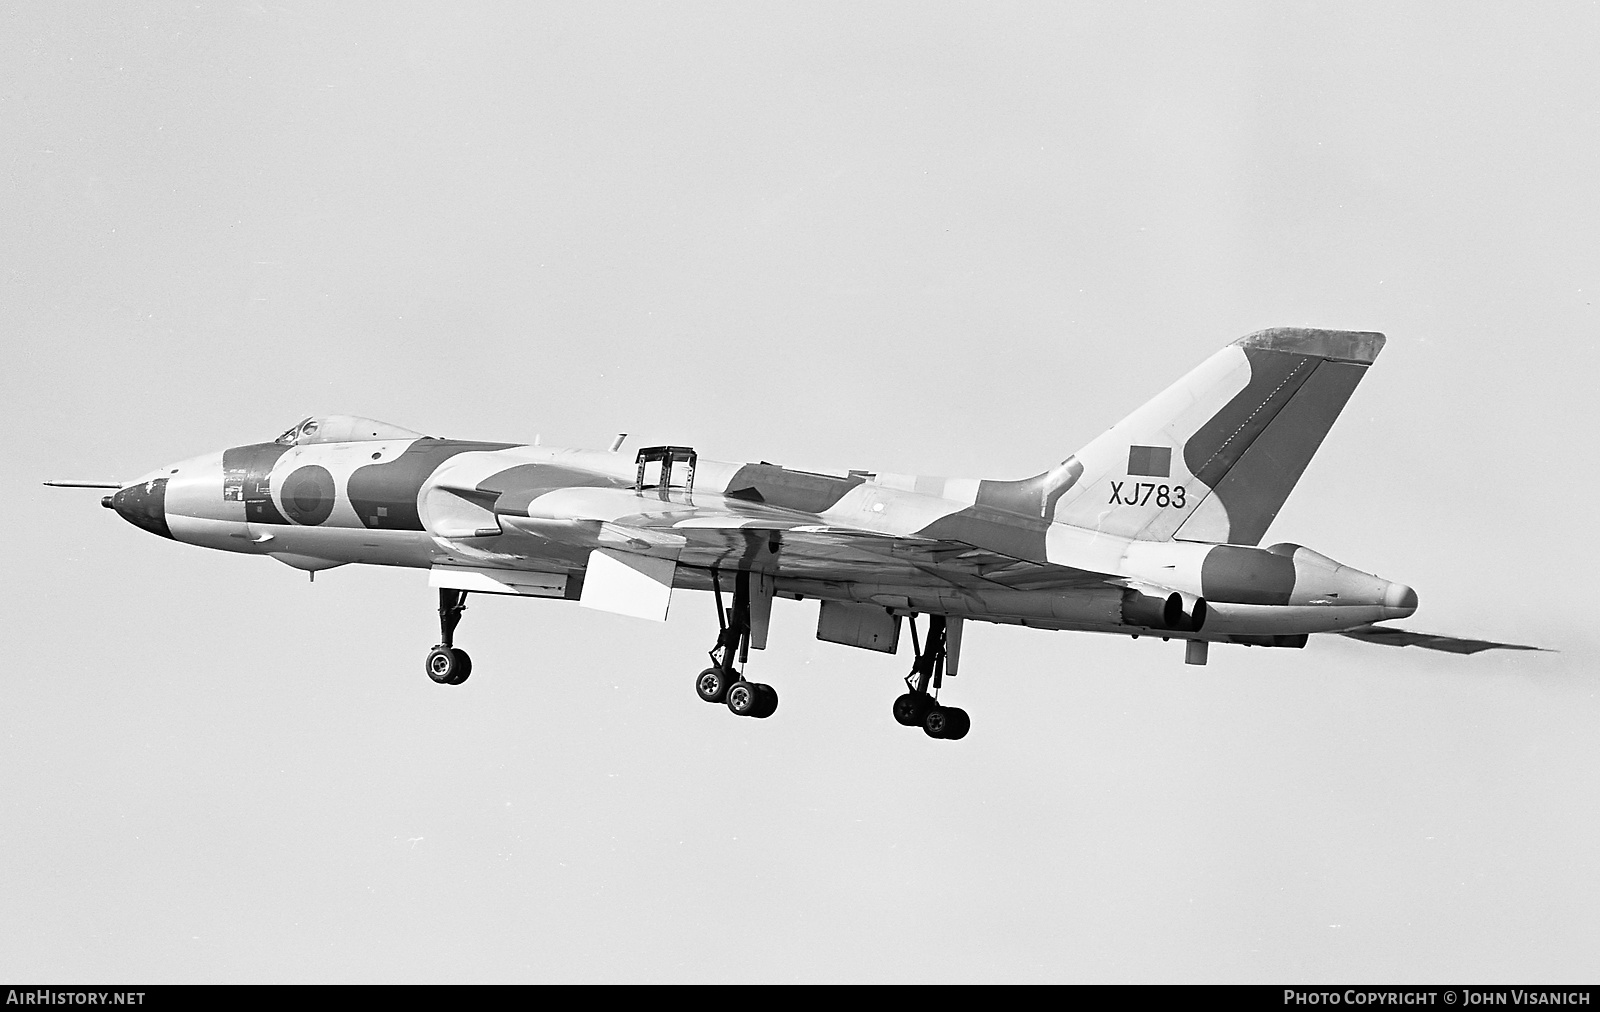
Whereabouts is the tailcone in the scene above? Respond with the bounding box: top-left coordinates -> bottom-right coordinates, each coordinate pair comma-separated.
1382,583 -> 1419,619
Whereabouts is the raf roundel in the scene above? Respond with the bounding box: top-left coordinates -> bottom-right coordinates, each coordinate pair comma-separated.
281,465 -> 336,526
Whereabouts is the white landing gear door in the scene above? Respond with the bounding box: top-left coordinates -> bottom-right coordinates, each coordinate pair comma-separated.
580,549 -> 677,622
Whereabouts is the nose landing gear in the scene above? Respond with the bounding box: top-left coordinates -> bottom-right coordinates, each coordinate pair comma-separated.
425,588 -> 472,685
697,570 -> 777,719
892,614 -> 969,740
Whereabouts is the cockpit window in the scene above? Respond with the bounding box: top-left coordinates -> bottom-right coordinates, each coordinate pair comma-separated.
272,415 -> 428,446
275,418 -> 314,445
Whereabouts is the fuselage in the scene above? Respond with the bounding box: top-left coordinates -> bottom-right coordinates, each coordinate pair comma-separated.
106,415 -> 1417,648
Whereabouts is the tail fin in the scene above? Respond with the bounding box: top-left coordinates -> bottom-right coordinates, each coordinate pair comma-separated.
1042,327 -> 1385,544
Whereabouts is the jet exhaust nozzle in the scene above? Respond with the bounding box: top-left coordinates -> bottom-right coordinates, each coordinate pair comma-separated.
1121,589 -> 1207,632
1178,592 -> 1208,632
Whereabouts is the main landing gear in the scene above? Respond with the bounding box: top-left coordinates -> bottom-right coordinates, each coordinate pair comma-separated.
425,588 -> 473,685
695,570 -> 777,719
892,614 -> 969,741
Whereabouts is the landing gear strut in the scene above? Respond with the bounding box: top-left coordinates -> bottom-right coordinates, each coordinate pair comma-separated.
425,588 -> 473,685
695,569 -> 777,718
893,614 -> 969,740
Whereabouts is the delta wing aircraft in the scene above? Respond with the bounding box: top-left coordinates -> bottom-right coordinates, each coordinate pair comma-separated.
50,328 -> 1539,740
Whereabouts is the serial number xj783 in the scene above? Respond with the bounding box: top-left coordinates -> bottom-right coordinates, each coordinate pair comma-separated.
1109,481 -> 1186,508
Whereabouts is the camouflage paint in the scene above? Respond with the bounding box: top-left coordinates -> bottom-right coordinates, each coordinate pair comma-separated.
1190,361 -> 1368,545
722,463 -> 863,513
221,443 -> 290,525
478,463 -> 632,517
974,457 -> 1083,521
94,329 -> 1505,663
1179,328 -> 1382,545
1199,544 -> 1296,605
348,438 -> 515,531
1183,348 -> 1318,489
916,505 -> 1051,563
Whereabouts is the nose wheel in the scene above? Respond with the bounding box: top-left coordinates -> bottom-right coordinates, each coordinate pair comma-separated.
895,615 -> 970,740
694,570 -> 778,719
425,588 -> 472,685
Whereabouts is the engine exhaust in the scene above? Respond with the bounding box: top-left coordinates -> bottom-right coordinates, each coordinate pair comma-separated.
1121,589 -> 1207,632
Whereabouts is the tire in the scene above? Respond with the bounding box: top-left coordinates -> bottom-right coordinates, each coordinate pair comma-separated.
923,705 -> 954,739
426,645 -> 465,685
696,667 -> 733,703
942,706 -> 970,741
893,692 -> 932,727
752,683 -> 779,719
726,680 -> 761,717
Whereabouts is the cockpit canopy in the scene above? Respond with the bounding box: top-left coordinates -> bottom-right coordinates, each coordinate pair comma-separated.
274,415 -> 429,446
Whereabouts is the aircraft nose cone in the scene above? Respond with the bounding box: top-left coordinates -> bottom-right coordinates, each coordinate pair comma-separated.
1383,582 -> 1418,618
111,479 -> 173,540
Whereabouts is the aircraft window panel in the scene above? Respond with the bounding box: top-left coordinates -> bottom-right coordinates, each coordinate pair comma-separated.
275,417 -> 313,445
272,415 -> 426,446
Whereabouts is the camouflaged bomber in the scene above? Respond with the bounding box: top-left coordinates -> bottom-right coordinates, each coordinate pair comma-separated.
59,327 -> 1540,740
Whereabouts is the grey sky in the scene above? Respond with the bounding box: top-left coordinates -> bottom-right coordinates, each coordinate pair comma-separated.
4,3 -> 1597,982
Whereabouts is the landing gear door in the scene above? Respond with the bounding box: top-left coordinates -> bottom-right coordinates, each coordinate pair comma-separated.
748,572 -> 774,650
816,601 -> 902,653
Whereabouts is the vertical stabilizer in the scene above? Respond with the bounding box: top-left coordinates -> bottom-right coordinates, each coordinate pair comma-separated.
1046,328 -> 1385,544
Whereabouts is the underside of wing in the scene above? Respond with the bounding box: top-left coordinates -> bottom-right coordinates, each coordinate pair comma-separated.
1339,625 -> 1549,654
